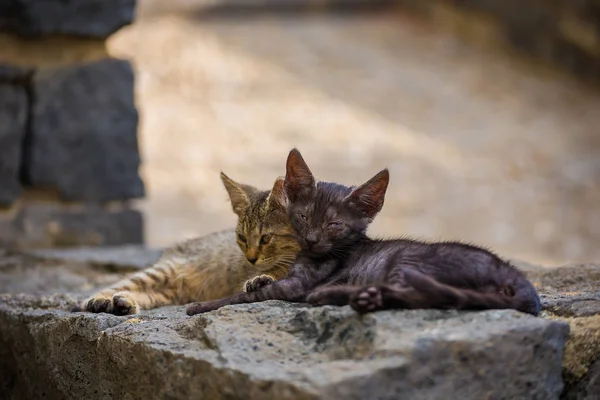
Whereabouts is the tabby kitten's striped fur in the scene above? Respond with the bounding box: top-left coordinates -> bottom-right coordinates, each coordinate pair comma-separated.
79,172 -> 300,315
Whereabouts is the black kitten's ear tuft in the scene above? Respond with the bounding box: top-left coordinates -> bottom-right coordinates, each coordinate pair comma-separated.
220,172 -> 259,216
346,169 -> 389,220
266,176 -> 287,210
284,148 -> 316,202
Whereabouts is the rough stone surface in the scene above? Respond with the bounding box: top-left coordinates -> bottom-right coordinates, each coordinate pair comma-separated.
524,263 -> 600,399
27,245 -> 162,271
27,58 -> 144,202
0,250 -> 134,296
2,252 -> 600,399
0,205 -> 144,249
0,300 -> 568,400
0,66 -> 28,206
0,0 -> 136,38
563,358 -> 600,400
0,252 -> 582,400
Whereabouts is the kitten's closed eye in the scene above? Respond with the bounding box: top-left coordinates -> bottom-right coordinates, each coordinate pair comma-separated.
298,212 -> 308,222
260,234 -> 272,245
237,234 -> 246,243
327,221 -> 342,228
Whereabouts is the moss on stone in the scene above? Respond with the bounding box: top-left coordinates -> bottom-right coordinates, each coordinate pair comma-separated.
543,312 -> 600,385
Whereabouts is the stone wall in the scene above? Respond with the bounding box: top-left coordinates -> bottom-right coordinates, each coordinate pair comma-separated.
0,0 -> 144,249
395,0 -> 600,85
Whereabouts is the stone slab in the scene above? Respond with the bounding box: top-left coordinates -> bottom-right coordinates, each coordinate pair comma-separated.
0,205 -> 144,249
27,58 -> 144,202
3,253 -> 600,399
27,245 -> 162,271
0,298 -> 568,400
0,77 -> 27,205
0,0 -> 136,38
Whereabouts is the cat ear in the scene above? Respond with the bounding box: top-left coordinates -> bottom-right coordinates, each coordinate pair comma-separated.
284,148 -> 316,202
345,169 -> 389,220
266,176 -> 287,210
220,172 -> 259,215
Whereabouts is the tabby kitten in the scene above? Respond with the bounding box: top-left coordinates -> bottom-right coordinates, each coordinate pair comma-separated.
79,172 -> 300,315
186,149 -> 540,316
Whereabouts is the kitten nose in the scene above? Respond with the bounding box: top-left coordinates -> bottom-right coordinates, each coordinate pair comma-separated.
305,234 -> 319,246
246,248 -> 258,264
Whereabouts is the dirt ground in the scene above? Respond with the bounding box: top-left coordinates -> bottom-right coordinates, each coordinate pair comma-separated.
107,0 -> 600,266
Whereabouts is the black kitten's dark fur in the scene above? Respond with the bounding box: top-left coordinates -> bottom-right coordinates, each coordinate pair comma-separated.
186,149 -> 541,316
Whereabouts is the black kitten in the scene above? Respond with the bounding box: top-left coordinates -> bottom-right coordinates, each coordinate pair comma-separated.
186,149 -> 540,316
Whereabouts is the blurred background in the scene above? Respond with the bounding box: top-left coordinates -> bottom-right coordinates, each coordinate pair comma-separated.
1,0 -> 599,266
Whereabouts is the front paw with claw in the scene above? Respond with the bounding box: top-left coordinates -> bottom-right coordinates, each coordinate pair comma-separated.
243,274 -> 275,292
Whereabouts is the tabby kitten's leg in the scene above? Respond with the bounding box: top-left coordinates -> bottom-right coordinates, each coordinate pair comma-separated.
81,264 -> 177,315
110,290 -> 174,315
243,274 -> 275,293
83,289 -> 168,316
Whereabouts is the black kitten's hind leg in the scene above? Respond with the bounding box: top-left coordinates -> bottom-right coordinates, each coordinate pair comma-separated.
306,285 -> 360,306
349,285 -> 429,314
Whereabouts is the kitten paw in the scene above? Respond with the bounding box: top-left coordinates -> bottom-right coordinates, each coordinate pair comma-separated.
81,292 -> 139,315
350,286 -> 383,314
243,274 -> 275,292
112,292 -> 140,316
83,294 -> 114,313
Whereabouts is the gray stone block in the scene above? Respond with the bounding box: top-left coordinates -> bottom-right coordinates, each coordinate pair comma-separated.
0,204 -> 144,249
6,257 -> 600,399
0,300 -> 569,400
27,245 -> 162,271
0,0 -> 136,38
27,58 -> 144,202
0,71 -> 28,206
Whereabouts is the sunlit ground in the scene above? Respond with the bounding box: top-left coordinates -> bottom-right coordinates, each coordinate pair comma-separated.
108,0 -> 600,266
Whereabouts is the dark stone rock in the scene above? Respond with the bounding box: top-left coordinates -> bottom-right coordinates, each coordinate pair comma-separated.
0,204 -> 144,249
0,79 -> 27,206
0,64 -> 34,84
27,58 -> 144,202
0,0 -> 136,38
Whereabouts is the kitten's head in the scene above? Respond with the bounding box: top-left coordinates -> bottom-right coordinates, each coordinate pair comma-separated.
283,149 -> 389,256
221,172 -> 300,271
